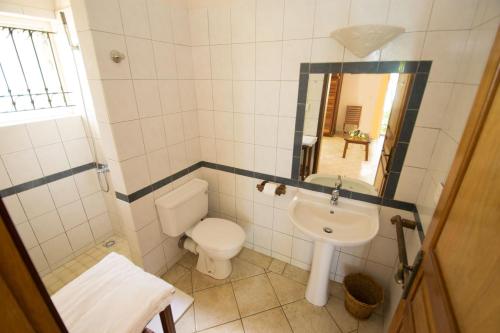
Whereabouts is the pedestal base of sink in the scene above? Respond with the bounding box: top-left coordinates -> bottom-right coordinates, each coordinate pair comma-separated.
305,241 -> 335,306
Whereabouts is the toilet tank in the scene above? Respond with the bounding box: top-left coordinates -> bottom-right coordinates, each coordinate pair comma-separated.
155,178 -> 209,237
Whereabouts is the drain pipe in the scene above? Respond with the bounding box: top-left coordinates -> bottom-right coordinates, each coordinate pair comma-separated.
178,235 -> 198,254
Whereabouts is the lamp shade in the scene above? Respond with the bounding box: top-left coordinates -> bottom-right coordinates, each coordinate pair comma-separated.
330,25 -> 405,58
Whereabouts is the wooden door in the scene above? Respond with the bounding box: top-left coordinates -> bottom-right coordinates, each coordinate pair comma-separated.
322,73 -> 342,136
389,29 -> 500,333
375,74 -> 413,195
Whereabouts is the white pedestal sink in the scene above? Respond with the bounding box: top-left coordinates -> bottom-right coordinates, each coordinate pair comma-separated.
288,190 -> 379,306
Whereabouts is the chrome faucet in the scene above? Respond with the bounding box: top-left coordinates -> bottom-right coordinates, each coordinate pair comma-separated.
330,176 -> 342,207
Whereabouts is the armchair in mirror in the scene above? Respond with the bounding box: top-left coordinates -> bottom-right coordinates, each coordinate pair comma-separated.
293,61 -> 430,200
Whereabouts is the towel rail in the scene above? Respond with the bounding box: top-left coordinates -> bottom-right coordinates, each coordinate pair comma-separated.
391,215 -> 419,295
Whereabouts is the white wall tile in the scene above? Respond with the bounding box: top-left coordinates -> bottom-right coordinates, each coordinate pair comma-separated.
0,125 -> 31,155
219,193 -> 236,217
218,171 -> 235,195
314,0 -> 349,37
119,0 -> 150,38
386,0 -> 433,32
67,223 -> 94,251
281,39 -> 311,80
41,233 -> 73,266
15,222 -> 38,249
178,80 -> 197,111
311,38 -> 344,63
56,117 -> 87,142
168,142 -> 188,172
35,143 -> 70,175
234,142 -> 254,170
283,0 -> 315,40
232,43 -> 256,80
210,45 -> 232,79
171,6 -> 191,45
428,0 -> 478,30
126,37 -> 156,79
215,139 -> 234,166
142,244 -> 166,274
231,0 -> 256,43
58,200 -> 88,230
349,0 -> 390,25
28,246 -> 49,273
234,113 -> 254,143
164,113 -> 185,145
73,0 -> 123,34
192,47 -> 212,79
0,159 -> 11,190
73,170 -> 100,197
189,7 -> 209,46
279,81 -> 299,117
336,252 -> 365,277
2,195 -> 27,224
147,148 -> 171,183
82,192 -> 107,219
89,212 -> 113,241
273,208 -> 293,235
254,145 -> 276,174
416,83 -> 453,128
292,237 -> 313,265
141,117 -> 166,152
395,167 -> 426,203
108,121 -> 145,161
253,202 -> 274,228
380,32 -> 426,61
404,127 -> 439,169
275,148 -> 292,178
175,46 -> 194,79
233,81 -> 255,114
153,42 -> 177,79
63,138 -> 94,167
256,42 -> 282,80
212,80 -> 233,111
158,80 -> 181,113
272,231 -> 293,257
30,210 -> 64,243
256,0 -> 284,42
3,149 -> 43,185
183,111 -> 200,140
194,80 -> 213,110
253,225 -> 272,250
421,31 -> 469,82
147,0 -> 173,42
255,81 -> 280,115
255,115 -> 278,147
18,186 -> 55,219
26,120 -> 61,147
368,236 -> 398,267
137,220 -> 163,254
236,198 -> 253,223
442,84 -> 478,142
208,6 -> 231,44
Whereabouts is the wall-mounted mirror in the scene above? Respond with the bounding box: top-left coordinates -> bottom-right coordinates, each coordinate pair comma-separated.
292,61 -> 430,201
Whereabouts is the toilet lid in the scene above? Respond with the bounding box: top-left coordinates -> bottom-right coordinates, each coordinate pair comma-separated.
192,218 -> 246,252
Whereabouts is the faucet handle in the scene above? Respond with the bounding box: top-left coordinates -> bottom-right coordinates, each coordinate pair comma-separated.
334,175 -> 342,189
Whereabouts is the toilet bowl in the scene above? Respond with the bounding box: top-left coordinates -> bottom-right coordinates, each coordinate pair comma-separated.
155,179 -> 246,279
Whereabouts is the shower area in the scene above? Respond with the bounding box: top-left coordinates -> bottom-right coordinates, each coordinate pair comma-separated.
0,7 -> 128,293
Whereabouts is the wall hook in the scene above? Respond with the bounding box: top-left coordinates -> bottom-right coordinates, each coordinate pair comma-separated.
110,50 -> 125,63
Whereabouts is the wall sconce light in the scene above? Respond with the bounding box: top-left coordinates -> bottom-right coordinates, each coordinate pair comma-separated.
330,25 -> 405,58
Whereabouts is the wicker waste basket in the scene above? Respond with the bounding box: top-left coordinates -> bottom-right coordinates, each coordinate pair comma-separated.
343,273 -> 384,319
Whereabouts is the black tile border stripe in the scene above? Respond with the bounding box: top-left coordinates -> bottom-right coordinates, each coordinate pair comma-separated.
293,60 -> 431,201
0,162 -> 97,198
112,160 -> 417,214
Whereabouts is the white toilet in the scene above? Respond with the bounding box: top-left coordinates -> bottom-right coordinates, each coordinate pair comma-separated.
155,178 -> 246,279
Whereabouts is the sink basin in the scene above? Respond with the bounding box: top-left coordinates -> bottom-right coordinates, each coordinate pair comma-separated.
289,190 -> 379,246
288,190 -> 379,306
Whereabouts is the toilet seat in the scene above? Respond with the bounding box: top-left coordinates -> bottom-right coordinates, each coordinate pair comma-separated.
191,218 -> 245,255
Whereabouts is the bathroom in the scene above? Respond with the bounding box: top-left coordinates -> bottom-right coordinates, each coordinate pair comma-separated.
0,0 -> 498,332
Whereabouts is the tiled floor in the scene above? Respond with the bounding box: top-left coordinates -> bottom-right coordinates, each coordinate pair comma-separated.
165,248 -> 384,333
317,136 -> 384,185
41,236 -> 131,295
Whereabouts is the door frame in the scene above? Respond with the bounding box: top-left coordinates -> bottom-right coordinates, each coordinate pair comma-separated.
388,27 -> 500,332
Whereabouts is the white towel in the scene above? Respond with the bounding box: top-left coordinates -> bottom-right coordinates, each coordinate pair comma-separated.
51,252 -> 175,333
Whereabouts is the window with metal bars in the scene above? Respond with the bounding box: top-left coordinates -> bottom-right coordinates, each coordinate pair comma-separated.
0,26 -> 74,113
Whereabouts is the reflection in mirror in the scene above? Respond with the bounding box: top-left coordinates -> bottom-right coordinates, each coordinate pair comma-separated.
301,73 -> 414,196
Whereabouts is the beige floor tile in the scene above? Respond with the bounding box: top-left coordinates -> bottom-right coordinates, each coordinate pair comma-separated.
194,284 -> 240,331
175,306 -> 195,333
358,314 -> 383,333
325,297 -> 358,333
267,259 -> 287,274
282,299 -> 341,333
238,248 -> 272,269
175,270 -> 193,294
178,252 -> 197,269
41,273 -> 59,286
329,280 -> 345,299
267,272 -> 306,305
242,307 -> 292,333
282,264 -> 310,285
230,257 -> 265,281
162,264 -> 190,284
232,274 -> 279,317
192,269 -> 229,292
198,320 -> 244,333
